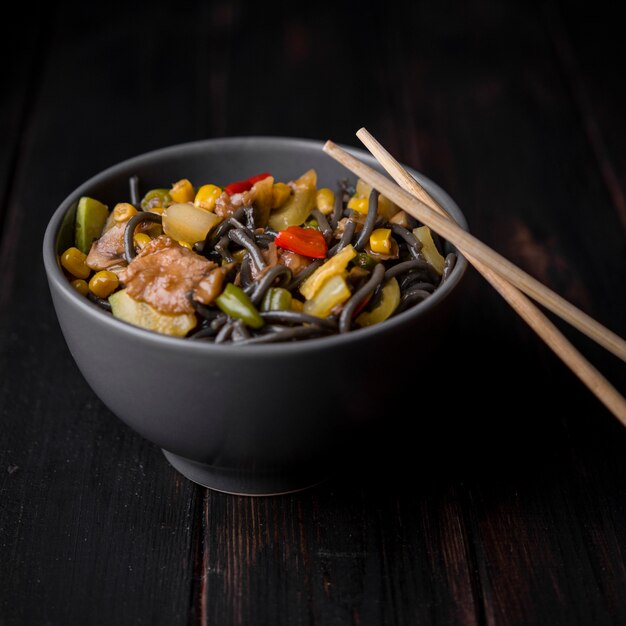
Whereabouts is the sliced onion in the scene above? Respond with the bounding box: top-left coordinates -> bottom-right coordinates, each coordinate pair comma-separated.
162,202 -> 221,245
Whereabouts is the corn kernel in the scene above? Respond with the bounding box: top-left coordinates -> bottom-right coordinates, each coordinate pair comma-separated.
113,202 -> 138,222
291,298 -> 304,312
347,196 -> 369,215
369,228 -> 392,254
60,247 -> 90,279
70,279 -> 89,296
315,188 -> 335,215
271,182 -> 292,209
133,233 -> 151,250
89,270 -> 119,299
170,179 -> 195,203
178,240 -> 193,249
194,184 -> 222,211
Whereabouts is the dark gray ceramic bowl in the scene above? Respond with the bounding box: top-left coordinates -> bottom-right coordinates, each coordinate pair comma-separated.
43,137 -> 468,495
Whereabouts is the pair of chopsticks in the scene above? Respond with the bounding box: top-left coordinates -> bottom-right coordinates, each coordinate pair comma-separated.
323,128 -> 626,424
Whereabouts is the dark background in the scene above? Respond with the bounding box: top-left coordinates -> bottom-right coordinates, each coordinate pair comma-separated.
1,1 -> 625,625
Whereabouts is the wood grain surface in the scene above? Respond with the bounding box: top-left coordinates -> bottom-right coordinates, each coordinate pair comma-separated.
1,1 -> 624,625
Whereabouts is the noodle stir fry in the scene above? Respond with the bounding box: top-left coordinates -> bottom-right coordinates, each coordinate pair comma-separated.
59,170 -> 456,343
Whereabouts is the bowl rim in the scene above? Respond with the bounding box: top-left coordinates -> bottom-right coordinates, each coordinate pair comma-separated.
42,135 -> 468,356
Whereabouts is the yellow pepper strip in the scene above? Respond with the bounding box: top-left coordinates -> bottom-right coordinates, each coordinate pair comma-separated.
271,182 -> 292,209
369,228 -> 392,254
347,196 -> 368,215
356,278 -> 401,327
113,203 -> 138,222
300,244 -> 356,300
303,274 -> 351,318
133,233 -> 151,250
251,176 -> 275,226
60,247 -> 90,279
194,184 -> 222,211
268,169 -> 317,230
315,188 -> 335,215
170,178 -> 195,203
413,226 -> 445,275
89,271 -> 119,299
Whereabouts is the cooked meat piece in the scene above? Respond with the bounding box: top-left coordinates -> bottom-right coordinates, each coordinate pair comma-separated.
332,217 -> 350,240
214,192 -> 234,219
193,265 -> 231,305
119,236 -> 217,314
333,214 -> 366,242
86,219 -> 160,272
86,222 -> 127,271
214,190 -> 252,219
277,249 -> 311,276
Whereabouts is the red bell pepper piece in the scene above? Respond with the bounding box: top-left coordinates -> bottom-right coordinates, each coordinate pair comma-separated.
224,172 -> 272,196
275,226 -> 328,259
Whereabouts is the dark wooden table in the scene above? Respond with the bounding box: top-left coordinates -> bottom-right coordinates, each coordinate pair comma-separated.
2,1 -> 625,624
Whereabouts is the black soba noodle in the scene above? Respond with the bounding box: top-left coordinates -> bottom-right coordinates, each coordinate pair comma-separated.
441,252 -> 457,283
74,173 -> 457,345
338,263 -> 386,333
124,211 -> 163,263
310,208 -> 333,242
329,179 -> 348,230
353,190 -> 379,251
227,228 -> 266,272
87,292 -> 112,312
249,265 -> 292,304
261,310 -> 337,331
214,234 -> 234,263
287,259 -> 323,291
235,324 -> 326,345
384,258 -> 432,280
389,224 -> 421,258
129,175 -> 140,209
214,319 -> 236,344
327,219 -> 356,256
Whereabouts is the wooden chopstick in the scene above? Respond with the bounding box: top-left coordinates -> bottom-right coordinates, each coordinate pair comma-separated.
323,139 -> 626,364
351,128 -> 626,424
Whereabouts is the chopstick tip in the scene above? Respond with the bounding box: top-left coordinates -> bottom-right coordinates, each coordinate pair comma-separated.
322,140 -> 336,153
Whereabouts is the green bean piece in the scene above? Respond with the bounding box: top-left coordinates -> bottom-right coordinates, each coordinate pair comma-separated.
261,287 -> 293,312
216,283 -> 264,329
141,188 -> 172,211
352,251 -> 379,271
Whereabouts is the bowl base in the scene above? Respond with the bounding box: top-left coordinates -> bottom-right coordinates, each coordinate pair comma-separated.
162,450 -> 327,496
